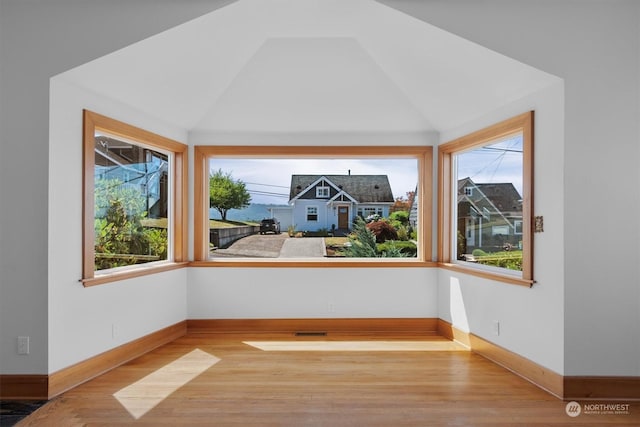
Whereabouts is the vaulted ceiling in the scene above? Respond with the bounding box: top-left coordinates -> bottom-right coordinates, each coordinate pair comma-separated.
56,0 -> 559,139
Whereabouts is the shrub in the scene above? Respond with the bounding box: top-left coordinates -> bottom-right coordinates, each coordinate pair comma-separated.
366,220 -> 398,243
389,211 -> 410,227
377,240 -> 416,257
344,218 -> 379,257
396,226 -> 409,241
472,249 -> 487,257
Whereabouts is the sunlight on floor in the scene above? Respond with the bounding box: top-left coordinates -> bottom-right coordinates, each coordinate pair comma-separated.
113,348 -> 219,419
243,340 -> 469,352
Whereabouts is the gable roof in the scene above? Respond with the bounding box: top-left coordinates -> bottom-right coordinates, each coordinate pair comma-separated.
475,183 -> 522,213
290,175 -> 394,203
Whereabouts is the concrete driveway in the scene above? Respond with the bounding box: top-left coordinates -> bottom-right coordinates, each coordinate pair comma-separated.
210,233 -> 326,258
278,236 -> 326,258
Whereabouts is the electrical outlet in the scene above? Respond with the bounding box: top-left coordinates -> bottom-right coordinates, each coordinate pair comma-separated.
492,321 -> 500,336
18,336 -> 30,355
327,302 -> 335,313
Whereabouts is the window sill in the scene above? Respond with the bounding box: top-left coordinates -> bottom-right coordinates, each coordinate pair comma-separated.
81,262 -> 189,287
189,259 -> 437,268
437,262 -> 534,287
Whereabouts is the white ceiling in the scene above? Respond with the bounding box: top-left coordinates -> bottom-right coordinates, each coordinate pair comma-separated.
56,0 -> 559,137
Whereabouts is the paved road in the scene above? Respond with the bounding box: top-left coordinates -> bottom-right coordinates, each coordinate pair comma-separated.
211,233 -> 326,258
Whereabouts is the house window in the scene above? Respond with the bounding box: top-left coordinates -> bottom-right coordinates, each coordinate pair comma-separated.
193,145 -> 432,266
307,206 -> 319,221
82,110 -> 187,286
514,220 -> 523,235
316,186 -> 330,198
438,111 -> 533,285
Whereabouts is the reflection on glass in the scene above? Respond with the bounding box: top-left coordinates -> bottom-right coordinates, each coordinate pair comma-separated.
455,134 -> 523,271
207,158 -> 419,259
94,134 -> 169,270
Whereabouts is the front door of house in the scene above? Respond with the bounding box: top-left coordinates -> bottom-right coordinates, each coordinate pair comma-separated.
338,206 -> 349,229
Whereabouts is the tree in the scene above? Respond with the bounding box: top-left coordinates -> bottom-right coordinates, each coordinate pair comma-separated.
209,169 -> 251,221
390,190 -> 415,213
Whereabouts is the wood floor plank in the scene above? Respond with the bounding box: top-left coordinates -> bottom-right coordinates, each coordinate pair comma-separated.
18,333 -> 640,426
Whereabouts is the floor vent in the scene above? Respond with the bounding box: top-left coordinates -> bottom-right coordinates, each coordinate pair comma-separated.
294,331 -> 327,337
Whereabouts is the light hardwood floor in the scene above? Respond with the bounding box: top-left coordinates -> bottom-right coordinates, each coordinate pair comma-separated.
19,334 -> 640,426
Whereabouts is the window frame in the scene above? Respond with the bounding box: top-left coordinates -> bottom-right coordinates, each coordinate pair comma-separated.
82,110 -> 188,287
193,145 -> 433,267
437,111 -> 534,286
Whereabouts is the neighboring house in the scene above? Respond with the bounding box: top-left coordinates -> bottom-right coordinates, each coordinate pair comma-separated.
289,174 -> 394,232
408,186 -> 418,231
457,177 -> 522,254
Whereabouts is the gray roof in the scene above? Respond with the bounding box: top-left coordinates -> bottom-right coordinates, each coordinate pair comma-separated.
290,175 -> 394,203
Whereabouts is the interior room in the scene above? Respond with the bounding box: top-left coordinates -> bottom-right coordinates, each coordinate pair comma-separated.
1,0 -> 639,424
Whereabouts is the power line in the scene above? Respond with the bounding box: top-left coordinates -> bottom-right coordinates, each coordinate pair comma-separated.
244,181 -> 290,189
481,147 -> 523,154
247,189 -> 290,198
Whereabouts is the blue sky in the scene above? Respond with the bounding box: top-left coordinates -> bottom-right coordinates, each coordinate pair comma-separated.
209,158 -> 419,205
456,135 -> 523,196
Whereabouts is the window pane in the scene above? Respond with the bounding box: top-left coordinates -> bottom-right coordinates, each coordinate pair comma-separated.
454,134 -> 523,271
94,134 -> 169,270
206,157 -> 419,259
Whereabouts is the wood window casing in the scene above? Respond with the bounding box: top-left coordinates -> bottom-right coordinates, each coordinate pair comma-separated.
82,110 -> 188,286
438,112 -> 534,286
193,145 -> 434,268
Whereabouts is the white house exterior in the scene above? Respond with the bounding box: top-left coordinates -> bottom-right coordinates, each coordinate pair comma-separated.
289,175 -> 394,233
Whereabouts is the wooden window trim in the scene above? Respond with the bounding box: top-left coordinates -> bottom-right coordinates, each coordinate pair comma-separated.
193,145 -> 433,268
437,111 -> 534,286
82,110 -> 188,287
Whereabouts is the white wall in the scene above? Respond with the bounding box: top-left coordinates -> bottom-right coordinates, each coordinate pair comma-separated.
188,267 -> 437,319
0,0 -> 234,375
47,78 -> 191,372
382,0 -> 640,376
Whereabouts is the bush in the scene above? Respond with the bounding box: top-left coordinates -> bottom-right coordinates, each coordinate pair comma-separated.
389,211 -> 410,229
377,240 -> 416,257
396,226 -> 409,241
344,218 -> 379,257
472,249 -> 487,257
366,220 -> 398,243
304,228 -> 331,237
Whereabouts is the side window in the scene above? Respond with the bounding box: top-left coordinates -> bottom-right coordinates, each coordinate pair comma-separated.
438,112 -> 533,285
82,110 -> 187,286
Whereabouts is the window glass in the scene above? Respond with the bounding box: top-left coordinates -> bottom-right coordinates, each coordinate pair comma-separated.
438,112 -> 533,284
454,134 -> 524,269
94,135 -> 170,270
194,146 -> 432,265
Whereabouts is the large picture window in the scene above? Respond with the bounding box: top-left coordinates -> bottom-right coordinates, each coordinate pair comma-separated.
438,112 -> 534,285
193,146 -> 433,267
82,110 -> 187,286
